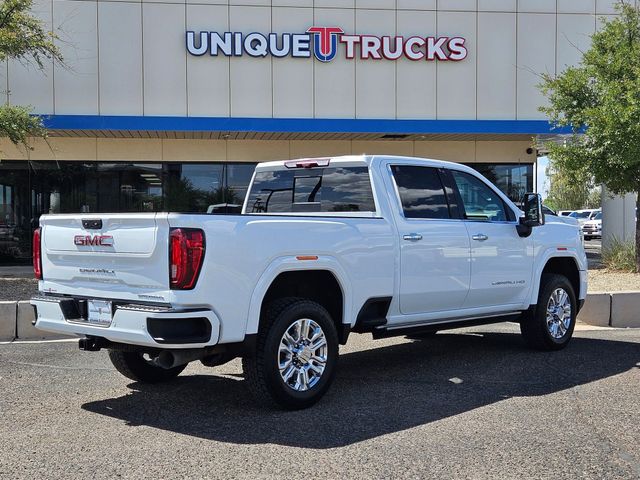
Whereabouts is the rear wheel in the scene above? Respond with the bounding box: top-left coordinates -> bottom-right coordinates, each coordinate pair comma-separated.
243,297 -> 339,410
108,350 -> 186,383
520,273 -> 577,351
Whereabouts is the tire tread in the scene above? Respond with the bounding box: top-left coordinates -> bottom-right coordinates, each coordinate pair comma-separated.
520,273 -> 576,351
242,297 -> 339,410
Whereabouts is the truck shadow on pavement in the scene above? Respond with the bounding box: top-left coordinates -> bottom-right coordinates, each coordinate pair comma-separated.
82,331 -> 640,449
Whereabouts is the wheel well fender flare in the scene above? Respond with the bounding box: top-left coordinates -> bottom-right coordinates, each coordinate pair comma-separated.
245,256 -> 352,336
530,249 -> 583,304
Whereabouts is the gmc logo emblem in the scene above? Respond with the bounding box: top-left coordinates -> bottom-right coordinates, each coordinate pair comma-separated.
74,235 -> 114,247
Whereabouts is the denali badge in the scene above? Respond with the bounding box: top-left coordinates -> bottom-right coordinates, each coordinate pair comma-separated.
74,235 -> 114,247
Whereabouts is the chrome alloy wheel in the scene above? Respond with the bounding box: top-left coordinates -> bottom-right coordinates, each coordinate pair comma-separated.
546,287 -> 572,339
278,318 -> 328,392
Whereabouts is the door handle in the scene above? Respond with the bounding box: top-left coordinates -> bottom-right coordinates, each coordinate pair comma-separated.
472,234 -> 489,241
403,233 -> 423,242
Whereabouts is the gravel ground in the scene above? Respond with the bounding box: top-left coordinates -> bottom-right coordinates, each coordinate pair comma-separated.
588,270 -> 640,293
0,278 -> 38,301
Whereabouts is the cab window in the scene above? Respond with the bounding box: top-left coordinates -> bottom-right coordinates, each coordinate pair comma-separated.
451,170 -> 509,222
391,165 -> 451,219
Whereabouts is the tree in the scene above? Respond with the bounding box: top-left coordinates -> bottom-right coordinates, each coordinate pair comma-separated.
540,1 -> 640,271
544,158 -> 595,211
0,0 -> 62,149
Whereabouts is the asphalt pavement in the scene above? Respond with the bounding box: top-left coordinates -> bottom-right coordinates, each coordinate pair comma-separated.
0,323 -> 639,479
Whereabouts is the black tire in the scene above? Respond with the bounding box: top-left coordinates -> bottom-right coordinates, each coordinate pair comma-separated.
108,350 -> 187,383
242,297 -> 339,410
520,273 -> 577,351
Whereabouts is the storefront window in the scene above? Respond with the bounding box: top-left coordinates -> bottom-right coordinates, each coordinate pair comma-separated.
225,163 -> 256,208
0,160 -> 258,264
467,163 -> 533,203
0,161 -> 32,263
164,163 -> 224,212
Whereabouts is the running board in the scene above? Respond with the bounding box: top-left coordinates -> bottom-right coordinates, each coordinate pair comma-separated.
371,312 -> 523,340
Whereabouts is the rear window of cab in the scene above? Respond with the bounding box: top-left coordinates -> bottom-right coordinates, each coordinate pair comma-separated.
246,166 -> 376,214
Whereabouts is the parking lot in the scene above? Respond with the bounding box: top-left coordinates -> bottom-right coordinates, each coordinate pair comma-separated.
1,323 -> 638,479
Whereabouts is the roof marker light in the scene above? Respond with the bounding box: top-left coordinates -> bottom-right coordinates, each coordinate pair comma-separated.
284,158 -> 331,169
296,255 -> 319,261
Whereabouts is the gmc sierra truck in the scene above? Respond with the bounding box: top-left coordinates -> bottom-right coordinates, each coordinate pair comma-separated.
31,155 -> 587,409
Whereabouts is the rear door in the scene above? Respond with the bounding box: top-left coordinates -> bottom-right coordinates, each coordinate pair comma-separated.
390,165 -> 471,315
448,169 -> 533,308
40,213 -> 171,301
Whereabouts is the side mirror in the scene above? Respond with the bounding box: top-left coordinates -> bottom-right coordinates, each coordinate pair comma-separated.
517,193 -> 545,237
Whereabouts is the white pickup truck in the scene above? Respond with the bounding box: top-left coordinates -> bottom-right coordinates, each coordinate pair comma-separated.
31,155 -> 587,409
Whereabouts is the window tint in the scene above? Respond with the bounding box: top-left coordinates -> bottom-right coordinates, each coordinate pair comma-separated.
391,165 -> 450,219
451,170 -> 508,222
246,166 -> 375,213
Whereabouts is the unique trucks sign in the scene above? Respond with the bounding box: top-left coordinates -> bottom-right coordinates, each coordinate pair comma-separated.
186,27 -> 467,62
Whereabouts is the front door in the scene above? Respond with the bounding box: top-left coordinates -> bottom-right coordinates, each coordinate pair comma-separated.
390,165 -> 471,315
449,170 -> 533,308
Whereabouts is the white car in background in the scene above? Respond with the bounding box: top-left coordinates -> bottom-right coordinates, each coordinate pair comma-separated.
557,210 -> 575,217
569,209 -> 600,226
582,211 -> 602,240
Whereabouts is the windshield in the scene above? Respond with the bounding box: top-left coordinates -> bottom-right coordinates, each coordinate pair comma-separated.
594,212 -> 602,220
574,211 -> 592,218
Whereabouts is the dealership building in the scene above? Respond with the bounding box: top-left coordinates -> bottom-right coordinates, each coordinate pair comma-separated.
0,0 -> 621,264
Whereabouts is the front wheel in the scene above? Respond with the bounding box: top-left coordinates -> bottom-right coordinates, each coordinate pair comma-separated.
520,273 -> 577,351
243,298 -> 339,410
108,350 -> 186,383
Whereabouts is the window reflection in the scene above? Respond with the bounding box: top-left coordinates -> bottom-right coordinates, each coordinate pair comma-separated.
391,165 -> 450,219
452,171 -> 507,222
247,167 -> 375,213
467,163 -> 533,203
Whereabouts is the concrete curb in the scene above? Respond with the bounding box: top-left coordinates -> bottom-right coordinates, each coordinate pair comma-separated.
0,300 -> 74,341
610,292 -> 640,328
579,292 -> 640,328
577,294 -> 611,327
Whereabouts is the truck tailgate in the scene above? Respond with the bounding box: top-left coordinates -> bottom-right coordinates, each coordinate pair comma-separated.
39,213 -> 171,302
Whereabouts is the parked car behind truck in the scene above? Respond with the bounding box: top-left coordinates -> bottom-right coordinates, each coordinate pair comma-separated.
582,211 -> 602,240
31,155 -> 587,409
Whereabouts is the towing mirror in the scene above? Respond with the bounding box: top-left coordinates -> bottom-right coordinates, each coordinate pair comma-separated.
521,193 -> 545,228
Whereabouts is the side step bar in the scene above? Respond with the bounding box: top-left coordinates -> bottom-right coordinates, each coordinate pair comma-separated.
371,312 -> 523,340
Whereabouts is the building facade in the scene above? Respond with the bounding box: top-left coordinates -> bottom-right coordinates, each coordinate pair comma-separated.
0,0 -> 622,264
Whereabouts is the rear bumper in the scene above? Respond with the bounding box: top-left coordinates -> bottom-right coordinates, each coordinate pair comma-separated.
31,295 -> 220,349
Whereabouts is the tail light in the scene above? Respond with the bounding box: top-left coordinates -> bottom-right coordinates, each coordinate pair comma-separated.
33,227 -> 42,280
169,228 -> 205,290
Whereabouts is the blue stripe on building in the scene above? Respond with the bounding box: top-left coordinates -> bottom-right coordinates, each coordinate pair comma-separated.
42,115 -> 573,135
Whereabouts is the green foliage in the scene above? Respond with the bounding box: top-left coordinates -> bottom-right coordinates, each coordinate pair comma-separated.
0,0 -> 62,149
602,237 -> 637,273
0,104 -> 46,146
586,187 -> 602,209
539,1 -> 640,269
164,177 -> 241,212
0,0 -> 62,67
544,158 -> 596,211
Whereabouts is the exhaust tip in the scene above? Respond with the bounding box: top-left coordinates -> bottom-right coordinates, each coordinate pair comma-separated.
155,351 -> 176,369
